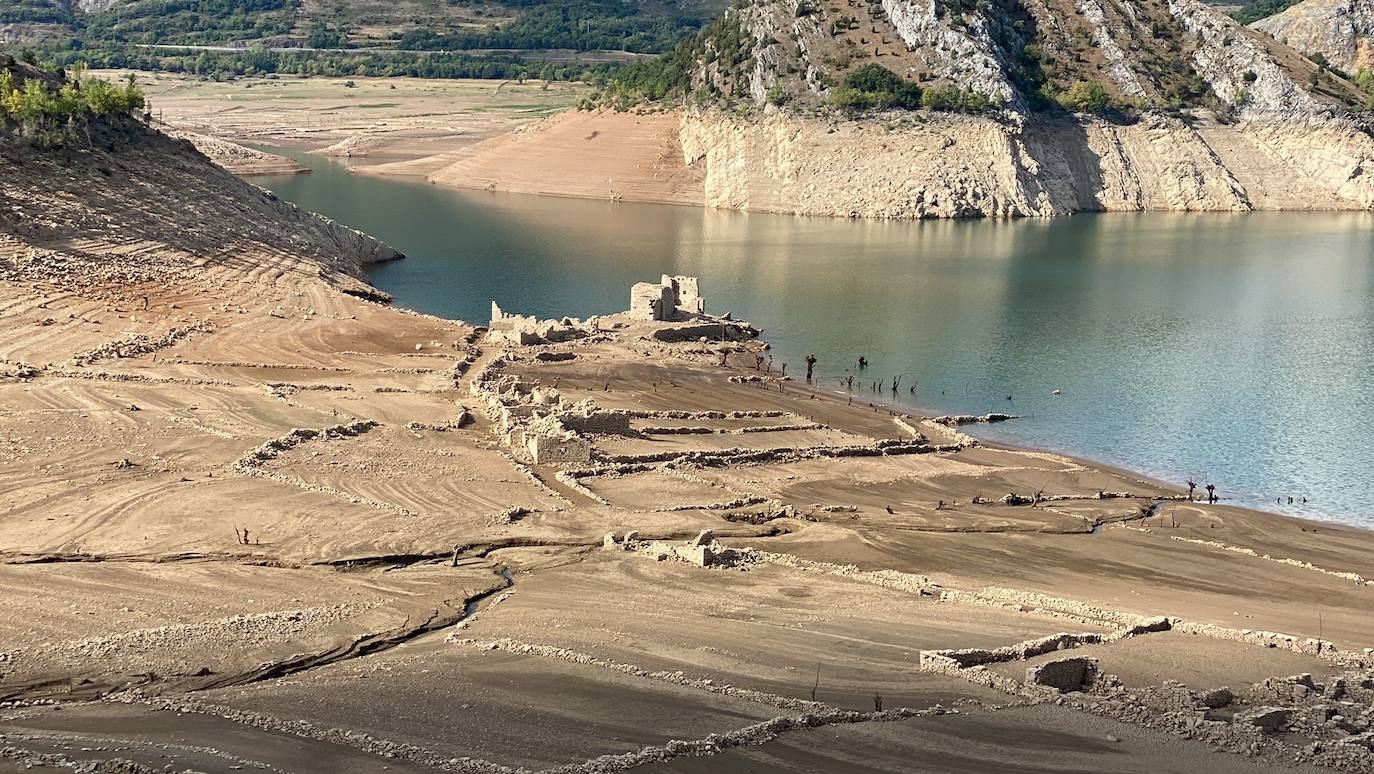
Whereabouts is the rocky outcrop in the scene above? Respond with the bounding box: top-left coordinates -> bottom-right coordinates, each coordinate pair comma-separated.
1252,0 -> 1374,74
880,0 -> 1018,104
675,107 -> 1374,217
1169,0 -> 1326,112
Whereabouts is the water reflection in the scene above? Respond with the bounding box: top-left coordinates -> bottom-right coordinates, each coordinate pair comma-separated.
256,152 -> 1374,523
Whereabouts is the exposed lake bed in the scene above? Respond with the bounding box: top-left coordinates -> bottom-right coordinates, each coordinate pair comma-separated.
6,91 -> 1374,771
256,149 -> 1374,525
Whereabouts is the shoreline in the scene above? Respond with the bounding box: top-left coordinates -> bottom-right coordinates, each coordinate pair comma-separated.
242,141 -> 1365,525
6,134 -> 1374,769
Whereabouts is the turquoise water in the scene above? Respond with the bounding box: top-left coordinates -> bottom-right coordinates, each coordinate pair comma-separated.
256,151 -> 1374,525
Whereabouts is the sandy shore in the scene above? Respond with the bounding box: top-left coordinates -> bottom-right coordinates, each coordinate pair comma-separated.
2,112 -> 1374,772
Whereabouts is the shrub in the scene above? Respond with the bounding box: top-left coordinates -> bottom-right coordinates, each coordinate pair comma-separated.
919,85 -> 958,110
830,64 -> 921,111
0,65 -> 144,134
1059,80 -> 1109,113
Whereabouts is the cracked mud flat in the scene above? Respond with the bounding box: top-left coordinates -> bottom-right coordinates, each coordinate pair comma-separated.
4,123 -> 1374,773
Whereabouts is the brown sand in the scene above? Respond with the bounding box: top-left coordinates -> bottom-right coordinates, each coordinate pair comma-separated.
1,114 -> 1373,772
426,109 -> 705,205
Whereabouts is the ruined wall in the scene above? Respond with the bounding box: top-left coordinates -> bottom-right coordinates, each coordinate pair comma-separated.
528,432 -> 592,465
629,282 -> 673,321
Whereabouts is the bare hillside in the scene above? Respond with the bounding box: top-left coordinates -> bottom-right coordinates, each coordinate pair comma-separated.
1251,0 -> 1374,74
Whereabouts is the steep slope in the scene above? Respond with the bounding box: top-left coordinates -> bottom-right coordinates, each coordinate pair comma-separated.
0,0 -> 74,45
693,0 -> 1368,113
0,61 -> 399,299
436,0 -> 1374,218
1251,0 -> 1374,74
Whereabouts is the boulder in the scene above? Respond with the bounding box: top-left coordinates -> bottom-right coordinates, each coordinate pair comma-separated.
1236,706 -> 1294,734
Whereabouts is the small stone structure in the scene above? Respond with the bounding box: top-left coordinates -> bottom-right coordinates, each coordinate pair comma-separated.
1026,656 -> 1098,693
469,354 -> 633,466
628,275 -> 707,322
488,302 -> 595,346
603,529 -> 747,568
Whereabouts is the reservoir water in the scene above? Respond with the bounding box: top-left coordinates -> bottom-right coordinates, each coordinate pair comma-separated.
257,151 -> 1374,525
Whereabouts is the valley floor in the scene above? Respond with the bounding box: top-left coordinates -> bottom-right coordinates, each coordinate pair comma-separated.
3,220 -> 1374,774
125,71 -> 589,177
2,101 -> 1374,773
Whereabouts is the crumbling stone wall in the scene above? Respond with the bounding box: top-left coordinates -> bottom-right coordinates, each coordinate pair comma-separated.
1027,656 -> 1099,693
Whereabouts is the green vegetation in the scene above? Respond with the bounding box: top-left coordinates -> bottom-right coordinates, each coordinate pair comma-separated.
21,0 -> 723,84
597,16 -> 752,107
43,46 -> 614,83
597,33 -> 701,105
918,85 -> 991,112
1056,80 -> 1108,113
0,0 -> 72,25
396,0 -> 708,54
305,20 -> 348,49
1354,68 -> 1374,109
79,0 -> 298,46
0,62 -> 145,141
1229,0 -> 1303,25
829,64 -> 921,111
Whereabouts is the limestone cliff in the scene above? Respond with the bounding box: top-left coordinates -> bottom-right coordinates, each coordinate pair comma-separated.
688,0 -> 1368,114
676,108 -> 1374,216
435,0 -> 1374,218
1251,0 -> 1374,75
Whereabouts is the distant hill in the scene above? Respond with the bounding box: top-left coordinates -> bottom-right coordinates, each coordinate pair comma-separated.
2,0 -> 727,81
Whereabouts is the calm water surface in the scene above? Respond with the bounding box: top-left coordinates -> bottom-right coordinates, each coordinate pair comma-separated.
257,150 -> 1374,525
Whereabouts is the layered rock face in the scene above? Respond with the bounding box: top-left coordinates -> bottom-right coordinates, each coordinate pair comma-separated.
1251,0 -> 1374,74
676,108 -> 1374,217
435,0 -> 1374,218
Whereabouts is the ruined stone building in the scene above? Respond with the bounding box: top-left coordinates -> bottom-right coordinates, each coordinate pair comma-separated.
629,275 -> 706,322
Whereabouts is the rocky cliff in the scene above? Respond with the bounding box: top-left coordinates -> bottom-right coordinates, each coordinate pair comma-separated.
677,107 -> 1374,216
1251,0 -> 1374,75
434,0 -> 1374,218
693,0 -> 1368,114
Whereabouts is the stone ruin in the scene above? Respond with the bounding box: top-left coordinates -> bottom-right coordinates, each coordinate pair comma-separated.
603,528 -> 750,568
487,302 -> 596,346
470,355 -> 632,466
1026,656 -> 1099,693
629,275 -> 706,322
488,277 -> 753,347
